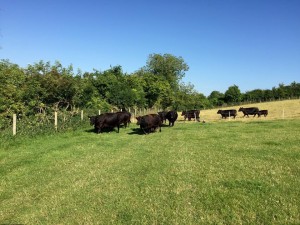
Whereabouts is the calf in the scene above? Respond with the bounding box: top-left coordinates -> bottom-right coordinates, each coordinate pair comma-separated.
238,107 -> 259,117
257,110 -> 268,117
136,114 -> 162,134
217,109 -> 237,119
165,110 -> 178,126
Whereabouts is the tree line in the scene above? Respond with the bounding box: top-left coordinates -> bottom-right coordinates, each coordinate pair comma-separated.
1,53 -> 300,122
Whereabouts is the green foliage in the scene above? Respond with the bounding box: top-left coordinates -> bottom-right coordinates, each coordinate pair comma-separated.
0,60 -> 26,115
1,57 -> 300,124
208,91 -> 225,107
224,85 -> 242,104
145,53 -> 189,91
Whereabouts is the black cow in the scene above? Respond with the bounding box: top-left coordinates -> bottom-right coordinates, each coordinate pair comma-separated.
181,110 -> 200,122
217,109 -> 237,119
94,113 -> 121,133
238,107 -> 259,117
165,110 -> 178,126
116,111 -> 131,128
136,114 -> 162,134
158,111 -> 167,123
257,110 -> 268,117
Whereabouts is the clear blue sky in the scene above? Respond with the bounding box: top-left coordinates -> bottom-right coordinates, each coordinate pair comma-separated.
1,0 -> 299,96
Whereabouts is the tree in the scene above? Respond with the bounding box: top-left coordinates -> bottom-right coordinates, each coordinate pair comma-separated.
125,75 -> 147,109
208,91 -> 225,107
0,60 -> 26,115
224,85 -> 242,104
140,72 -> 168,108
145,53 -> 189,91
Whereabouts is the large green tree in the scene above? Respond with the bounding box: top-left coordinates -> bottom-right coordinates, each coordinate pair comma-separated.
145,53 -> 189,91
224,85 -> 242,104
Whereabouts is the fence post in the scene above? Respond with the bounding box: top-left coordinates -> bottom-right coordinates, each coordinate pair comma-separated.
81,110 -> 84,121
13,114 -> 16,136
98,110 -> 101,115
55,111 -> 58,131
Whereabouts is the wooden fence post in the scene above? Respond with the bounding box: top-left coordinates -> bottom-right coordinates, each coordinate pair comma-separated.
54,111 -> 58,131
81,110 -> 84,121
13,114 -> 16,136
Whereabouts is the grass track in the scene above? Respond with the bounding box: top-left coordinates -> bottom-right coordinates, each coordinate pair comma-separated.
1,119 -> 300,224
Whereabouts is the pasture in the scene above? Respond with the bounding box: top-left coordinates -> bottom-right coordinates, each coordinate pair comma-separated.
1,106 -> 300,224
200,99 -> 300,122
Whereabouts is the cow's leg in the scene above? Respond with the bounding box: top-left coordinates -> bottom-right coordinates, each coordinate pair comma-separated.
143,128 -> 147,134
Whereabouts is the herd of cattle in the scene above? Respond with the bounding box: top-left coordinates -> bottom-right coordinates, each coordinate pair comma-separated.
217,107 -> 268,119
88,107 -> 268,134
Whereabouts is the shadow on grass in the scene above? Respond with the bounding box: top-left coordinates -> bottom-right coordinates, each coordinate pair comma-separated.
127,128 -> 145,135
85,127 -> 120,134
127,127 -> 165,135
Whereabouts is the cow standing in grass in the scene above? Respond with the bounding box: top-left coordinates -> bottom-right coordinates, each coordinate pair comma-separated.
116,111 -> 131,128
257,110 -> 268,117
158,111 -> 167,124
136,114 -> 162,134
181,110 -> 200,121
217,109 -> 237,119
165,110 -> 178,126
89,113 -> 121,133
238,107 -> 259,117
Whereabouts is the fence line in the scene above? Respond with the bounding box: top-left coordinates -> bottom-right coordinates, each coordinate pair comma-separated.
8,108 -> 160,136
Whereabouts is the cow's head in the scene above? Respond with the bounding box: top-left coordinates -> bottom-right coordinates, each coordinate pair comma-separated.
88,116 -> 96,125
136,116 -> 142,125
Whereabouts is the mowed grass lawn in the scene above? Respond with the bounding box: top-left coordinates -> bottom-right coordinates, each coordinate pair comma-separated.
1,119 -> 300,224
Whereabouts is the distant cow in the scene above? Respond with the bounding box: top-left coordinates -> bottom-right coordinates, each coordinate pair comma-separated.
257,110 -> 268,117
93,113 -> 121,133
217,109 -> 237,119
165,110 -> 178,126
116,111 -> 131,128
238,107 -> 259,117
158,111 -> 167,123
136,114 -> 162,134
181,110 -> 200,122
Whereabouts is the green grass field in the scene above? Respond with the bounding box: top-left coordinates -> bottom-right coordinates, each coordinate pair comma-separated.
1,117 -> 299,224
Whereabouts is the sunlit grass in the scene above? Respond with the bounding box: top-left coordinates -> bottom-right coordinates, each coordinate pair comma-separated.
1,119 -> 300,224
